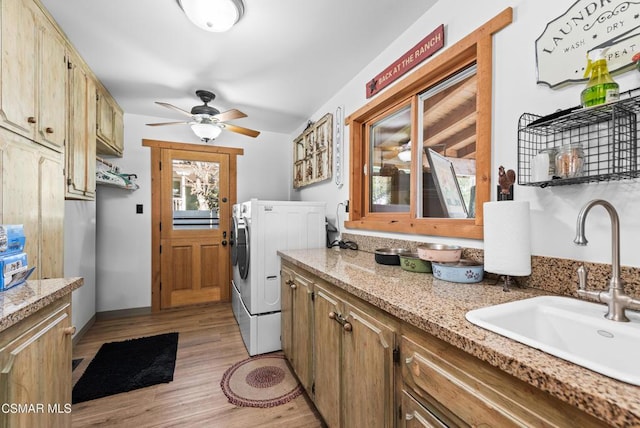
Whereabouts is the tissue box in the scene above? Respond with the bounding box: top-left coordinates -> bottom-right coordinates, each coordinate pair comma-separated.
1,252 -> 34,291
0,225 -> 26,256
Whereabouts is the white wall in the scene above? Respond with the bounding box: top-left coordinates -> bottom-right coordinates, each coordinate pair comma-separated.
64,200 -> 96,333
94,113 -> 290,312
292,0 -> 640,268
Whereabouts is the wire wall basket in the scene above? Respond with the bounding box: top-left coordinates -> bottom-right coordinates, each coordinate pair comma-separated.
518,91 -> 640,187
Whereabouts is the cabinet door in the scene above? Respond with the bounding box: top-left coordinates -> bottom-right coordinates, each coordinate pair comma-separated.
1,136 -> 41,272
113,107 -> 124,154
0,297 -> 72,428
39,149 -> 64,278
96,89 -> 114,144
36,16 -> 67,152
1,133 -> 64,278
313,284 -> 343,428
66,58 -> 96,200
281,266 -> 294,363
291,271 -> 313,392
342,303 -> 396,428
0,0 -> 37,138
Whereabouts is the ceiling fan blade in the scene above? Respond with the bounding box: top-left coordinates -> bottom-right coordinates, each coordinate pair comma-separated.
155,101 -> 193,118
213,109 -> 247,122
224,124 -> 260,138
145,121 -> 189,126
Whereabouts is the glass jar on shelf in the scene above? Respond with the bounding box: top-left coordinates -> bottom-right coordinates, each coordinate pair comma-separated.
555,143 -> 585,178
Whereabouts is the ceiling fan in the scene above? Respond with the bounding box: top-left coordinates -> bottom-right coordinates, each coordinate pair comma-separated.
146,89 -> 260,142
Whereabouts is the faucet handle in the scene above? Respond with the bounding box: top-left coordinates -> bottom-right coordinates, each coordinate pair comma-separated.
577,264 -> 588,290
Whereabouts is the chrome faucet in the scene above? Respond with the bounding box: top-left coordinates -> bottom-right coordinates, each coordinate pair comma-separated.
574,199 -> 640,322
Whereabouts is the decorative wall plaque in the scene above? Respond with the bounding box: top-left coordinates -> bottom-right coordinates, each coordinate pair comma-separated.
293,113 -> 333,189
536,0 -> 640,88
366,25 -> 445,98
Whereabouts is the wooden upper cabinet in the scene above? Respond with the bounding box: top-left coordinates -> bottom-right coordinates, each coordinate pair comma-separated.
0,0 -> 38,138
96,89 -> 114,143
96,86 -> 124,157
0,0 -> 67,151
36,14 -> 67,151
66,55 -> 96,200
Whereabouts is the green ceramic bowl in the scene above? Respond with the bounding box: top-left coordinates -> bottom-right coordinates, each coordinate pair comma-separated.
399,253 -> 432,273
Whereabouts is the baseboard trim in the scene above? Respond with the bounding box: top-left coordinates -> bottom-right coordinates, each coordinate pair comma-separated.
72,314 -> 96,347
95,306 -> 152,321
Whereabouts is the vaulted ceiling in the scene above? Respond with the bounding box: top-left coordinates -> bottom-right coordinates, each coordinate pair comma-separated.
41,0 -> 439,135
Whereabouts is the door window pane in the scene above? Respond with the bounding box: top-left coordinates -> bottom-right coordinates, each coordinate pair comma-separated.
369,106 -> 411,213
172,159 -> 220,229
419,65 -> 477,218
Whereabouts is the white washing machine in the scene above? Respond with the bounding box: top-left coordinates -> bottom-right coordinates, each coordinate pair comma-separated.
231,199 -> 326,355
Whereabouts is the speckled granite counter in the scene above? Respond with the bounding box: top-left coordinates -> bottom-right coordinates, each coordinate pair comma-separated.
279,248 -> 640,427
0,277 -> 83,331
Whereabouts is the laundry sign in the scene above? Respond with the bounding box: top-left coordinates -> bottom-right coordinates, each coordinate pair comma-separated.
366,25 -> 445,98
536,0 -> 640,88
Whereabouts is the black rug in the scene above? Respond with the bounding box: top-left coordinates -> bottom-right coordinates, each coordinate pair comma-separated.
72,332 -> 179,404
72,358 -> 83,371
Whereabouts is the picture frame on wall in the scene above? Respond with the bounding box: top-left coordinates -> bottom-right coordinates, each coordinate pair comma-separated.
292,113 -> 333,189
425,148 -> 468,218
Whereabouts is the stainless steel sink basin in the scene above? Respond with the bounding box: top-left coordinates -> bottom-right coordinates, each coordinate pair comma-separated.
465,295 -> 640,385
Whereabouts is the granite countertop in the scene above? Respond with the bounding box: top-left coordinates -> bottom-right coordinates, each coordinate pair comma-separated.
0,277 -> 84,332
279,248 -> 640,427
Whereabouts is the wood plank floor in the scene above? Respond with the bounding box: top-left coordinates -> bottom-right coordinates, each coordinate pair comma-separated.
71,303 -> 325,427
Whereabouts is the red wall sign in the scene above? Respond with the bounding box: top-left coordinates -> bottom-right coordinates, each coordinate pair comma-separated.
366,24 -> 445,99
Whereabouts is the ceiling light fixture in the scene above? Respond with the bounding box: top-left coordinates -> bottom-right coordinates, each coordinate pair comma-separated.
190,122 -> 222,142
177,0 -> 244,33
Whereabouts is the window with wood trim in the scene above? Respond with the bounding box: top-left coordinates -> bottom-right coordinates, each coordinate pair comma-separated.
345,9 -> 512,240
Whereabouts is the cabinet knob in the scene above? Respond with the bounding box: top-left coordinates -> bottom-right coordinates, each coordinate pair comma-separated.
328,311 -> 336,320
63,326 -> 76,336
343,322 -> 352,332
285,279 -> 294,286
27,116 -> 36,124
290,283 -> 297,290
45,127 -> 54,134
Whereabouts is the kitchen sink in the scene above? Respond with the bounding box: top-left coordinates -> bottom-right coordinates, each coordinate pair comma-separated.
465,295 -> 640,386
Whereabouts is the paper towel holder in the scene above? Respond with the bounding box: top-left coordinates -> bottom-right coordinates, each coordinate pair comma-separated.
483,200 -> 532,292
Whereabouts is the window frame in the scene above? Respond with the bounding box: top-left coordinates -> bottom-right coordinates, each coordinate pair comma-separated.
345,8 -> 512,240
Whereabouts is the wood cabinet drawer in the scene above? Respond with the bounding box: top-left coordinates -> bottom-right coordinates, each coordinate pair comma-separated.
401,390 -> 453,428
400,329 -> 604,427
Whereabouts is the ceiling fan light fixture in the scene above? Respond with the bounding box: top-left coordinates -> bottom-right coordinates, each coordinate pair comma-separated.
178,0 -> 244,32
191,122 -> 222,142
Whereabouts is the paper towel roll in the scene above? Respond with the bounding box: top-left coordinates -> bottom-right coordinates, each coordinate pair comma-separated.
483,201 -> 531,276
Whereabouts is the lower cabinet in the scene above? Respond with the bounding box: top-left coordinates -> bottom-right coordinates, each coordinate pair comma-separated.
282,260 -> 606,428
282,261 -> 397,428
400,324 -> 605,427
0,295 -> 74,428
280,265 -> 313,393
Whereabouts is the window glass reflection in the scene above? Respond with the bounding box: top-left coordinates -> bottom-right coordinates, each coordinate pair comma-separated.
419,65 -> 477,218
369,106 -> 412,213
172,159 -> 220,229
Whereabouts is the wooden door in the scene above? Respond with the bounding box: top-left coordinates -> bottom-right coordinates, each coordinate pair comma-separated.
342,303 -> 396,428
159,148 -> 230,309
313,284 -> 343,428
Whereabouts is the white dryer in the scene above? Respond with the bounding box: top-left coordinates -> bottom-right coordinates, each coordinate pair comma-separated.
231,199 -> 325,355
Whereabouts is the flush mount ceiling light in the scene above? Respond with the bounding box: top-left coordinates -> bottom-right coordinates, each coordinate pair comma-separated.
177,0 -> 244,32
